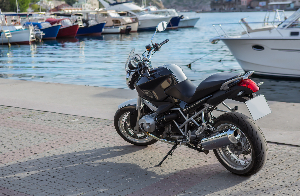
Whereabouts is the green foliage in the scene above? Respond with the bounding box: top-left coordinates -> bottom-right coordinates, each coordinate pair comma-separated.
65,0 -> 77,6
9,0 -> 31,12
30,0 -> 39,3
30,4 -> 46,12
0,0 -> 11,12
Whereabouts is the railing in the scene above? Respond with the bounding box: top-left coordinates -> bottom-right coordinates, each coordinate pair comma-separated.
212,20 -> 284,38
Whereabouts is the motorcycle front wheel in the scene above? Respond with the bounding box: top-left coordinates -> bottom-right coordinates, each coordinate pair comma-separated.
114,105 -> 157,146
213,112 -> 267,176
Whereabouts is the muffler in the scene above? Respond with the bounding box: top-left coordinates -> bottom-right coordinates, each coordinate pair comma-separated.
201,130 -> 238,150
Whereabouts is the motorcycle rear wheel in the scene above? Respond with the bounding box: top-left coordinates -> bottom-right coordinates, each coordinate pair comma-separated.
114,106 -> 157,146
213,112 -> 267,176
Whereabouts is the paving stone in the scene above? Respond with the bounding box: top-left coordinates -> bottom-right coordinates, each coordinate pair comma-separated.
0,106 -> 300,195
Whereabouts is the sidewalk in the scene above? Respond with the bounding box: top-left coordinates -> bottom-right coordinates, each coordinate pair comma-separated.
0,78 -> 299,146
0,78 -> 299,195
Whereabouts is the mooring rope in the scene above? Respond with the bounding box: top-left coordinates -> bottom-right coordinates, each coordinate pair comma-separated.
181,45 -> 225,69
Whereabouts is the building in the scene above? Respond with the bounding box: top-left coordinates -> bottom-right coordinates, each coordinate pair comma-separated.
37,0 -> 55,11
73,0 -> 99,10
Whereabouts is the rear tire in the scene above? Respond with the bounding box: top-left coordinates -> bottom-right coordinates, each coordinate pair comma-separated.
114,106 -> 157,146
213,112 -> 267,176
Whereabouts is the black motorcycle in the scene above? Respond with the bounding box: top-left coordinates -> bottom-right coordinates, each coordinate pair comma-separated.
114,22 -> 271,176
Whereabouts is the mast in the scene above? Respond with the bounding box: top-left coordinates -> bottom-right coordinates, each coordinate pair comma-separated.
16,0 -> 19,13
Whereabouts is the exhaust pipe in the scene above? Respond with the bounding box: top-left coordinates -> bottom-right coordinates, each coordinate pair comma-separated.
201,130 -> 238,150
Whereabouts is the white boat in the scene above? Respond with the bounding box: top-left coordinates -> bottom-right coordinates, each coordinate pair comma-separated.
178,16 -> 200,28
210,9 -> 300,78
1,15 -> 35,45
144,6 -> 200,28
99,0 -> 172,31
94,10 -> 137,33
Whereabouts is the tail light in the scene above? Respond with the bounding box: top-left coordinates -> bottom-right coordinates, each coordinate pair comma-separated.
238,79 -> 259,92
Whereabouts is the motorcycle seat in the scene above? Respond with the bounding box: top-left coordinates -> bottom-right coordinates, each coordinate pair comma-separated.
166,72 -> 239,104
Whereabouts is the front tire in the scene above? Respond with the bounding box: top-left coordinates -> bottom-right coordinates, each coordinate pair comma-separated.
114,106 -> 157,146
213,112 -> 267,176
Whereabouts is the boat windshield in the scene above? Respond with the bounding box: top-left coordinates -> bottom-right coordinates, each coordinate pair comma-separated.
278,8 -> 300,28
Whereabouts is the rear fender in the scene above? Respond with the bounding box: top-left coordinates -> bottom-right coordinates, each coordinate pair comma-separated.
207,86 -> 254,106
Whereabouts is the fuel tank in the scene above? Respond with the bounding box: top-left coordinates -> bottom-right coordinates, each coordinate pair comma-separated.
135,64 -> 187,102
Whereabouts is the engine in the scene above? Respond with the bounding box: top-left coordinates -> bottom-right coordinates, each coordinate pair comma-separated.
139,114 -> 156,132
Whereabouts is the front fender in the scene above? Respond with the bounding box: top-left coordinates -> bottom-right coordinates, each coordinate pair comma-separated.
118,98 -> 137,110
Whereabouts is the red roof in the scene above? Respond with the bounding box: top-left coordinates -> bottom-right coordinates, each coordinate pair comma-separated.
50,4 -> 72,12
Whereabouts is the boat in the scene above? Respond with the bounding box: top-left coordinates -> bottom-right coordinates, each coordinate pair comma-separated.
99,0 -> 172,31
0,15 -> 35,45
143,5 -> 200,28
77,21 -> 106,36
178,16 -> 200,28
51,12 -> 106,36
210,8 -> 300,78
23,22 -> 61,39
94,10 -> 137,33
143,6 -> 180,29
46,18 -> 79,38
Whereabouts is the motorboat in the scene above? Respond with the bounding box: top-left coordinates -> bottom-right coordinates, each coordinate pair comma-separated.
93,10 -> 135,33
0,15 -> 35,45
143,6 -> 180,29
51,12 -> 106,36
99,0 -> 172,31
143,6 -> 200,29
23,22 -> 61,39
210,9 -> 300,78
46,18 -> 79,38
77,21 -> 106,36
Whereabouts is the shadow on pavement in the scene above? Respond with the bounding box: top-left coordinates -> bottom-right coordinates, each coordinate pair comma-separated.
0,143 -> 251,195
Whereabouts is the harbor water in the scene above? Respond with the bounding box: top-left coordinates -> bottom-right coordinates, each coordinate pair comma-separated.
0,11 -> 299,96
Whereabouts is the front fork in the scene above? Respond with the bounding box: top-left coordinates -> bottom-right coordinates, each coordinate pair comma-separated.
134,96 -> 142,133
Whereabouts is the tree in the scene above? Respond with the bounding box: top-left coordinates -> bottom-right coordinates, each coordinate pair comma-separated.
0,0 -> 11,12
9,0 -> 31,12
65,0 -> 77,6
31,4 -> 46,12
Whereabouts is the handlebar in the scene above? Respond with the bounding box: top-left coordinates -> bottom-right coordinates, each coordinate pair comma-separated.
154,39 -> 169,51
158,39 -> 169,47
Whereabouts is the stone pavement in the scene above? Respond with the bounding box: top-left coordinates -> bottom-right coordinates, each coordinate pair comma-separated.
0,106 -> 300,196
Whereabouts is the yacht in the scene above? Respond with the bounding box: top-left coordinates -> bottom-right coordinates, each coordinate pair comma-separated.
144,6 -> 200,28
99,0 -> 172,31
210,9 -> 300,78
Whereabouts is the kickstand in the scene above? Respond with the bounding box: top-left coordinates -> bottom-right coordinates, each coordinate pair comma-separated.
155,142 -> 179,167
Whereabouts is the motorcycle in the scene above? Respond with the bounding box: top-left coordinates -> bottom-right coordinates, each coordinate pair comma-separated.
114,22 -> 271,176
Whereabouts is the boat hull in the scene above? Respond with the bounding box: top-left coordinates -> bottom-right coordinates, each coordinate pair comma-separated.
102,26 -> 121,34
222,38 -> 300,78
138,16 -> 172,31
167,16 -> 180,29
127,22 -> 138,32
57,25 -> 79,38
76,23 -> 106,36
178,17 -> 200,28
42,25 -> 61,39
0,29 -> 33,45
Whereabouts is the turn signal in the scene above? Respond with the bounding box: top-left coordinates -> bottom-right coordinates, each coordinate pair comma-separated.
238,79 -> 259,92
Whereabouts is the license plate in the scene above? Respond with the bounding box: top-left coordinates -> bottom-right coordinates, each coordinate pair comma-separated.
245,95 -> 271,121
